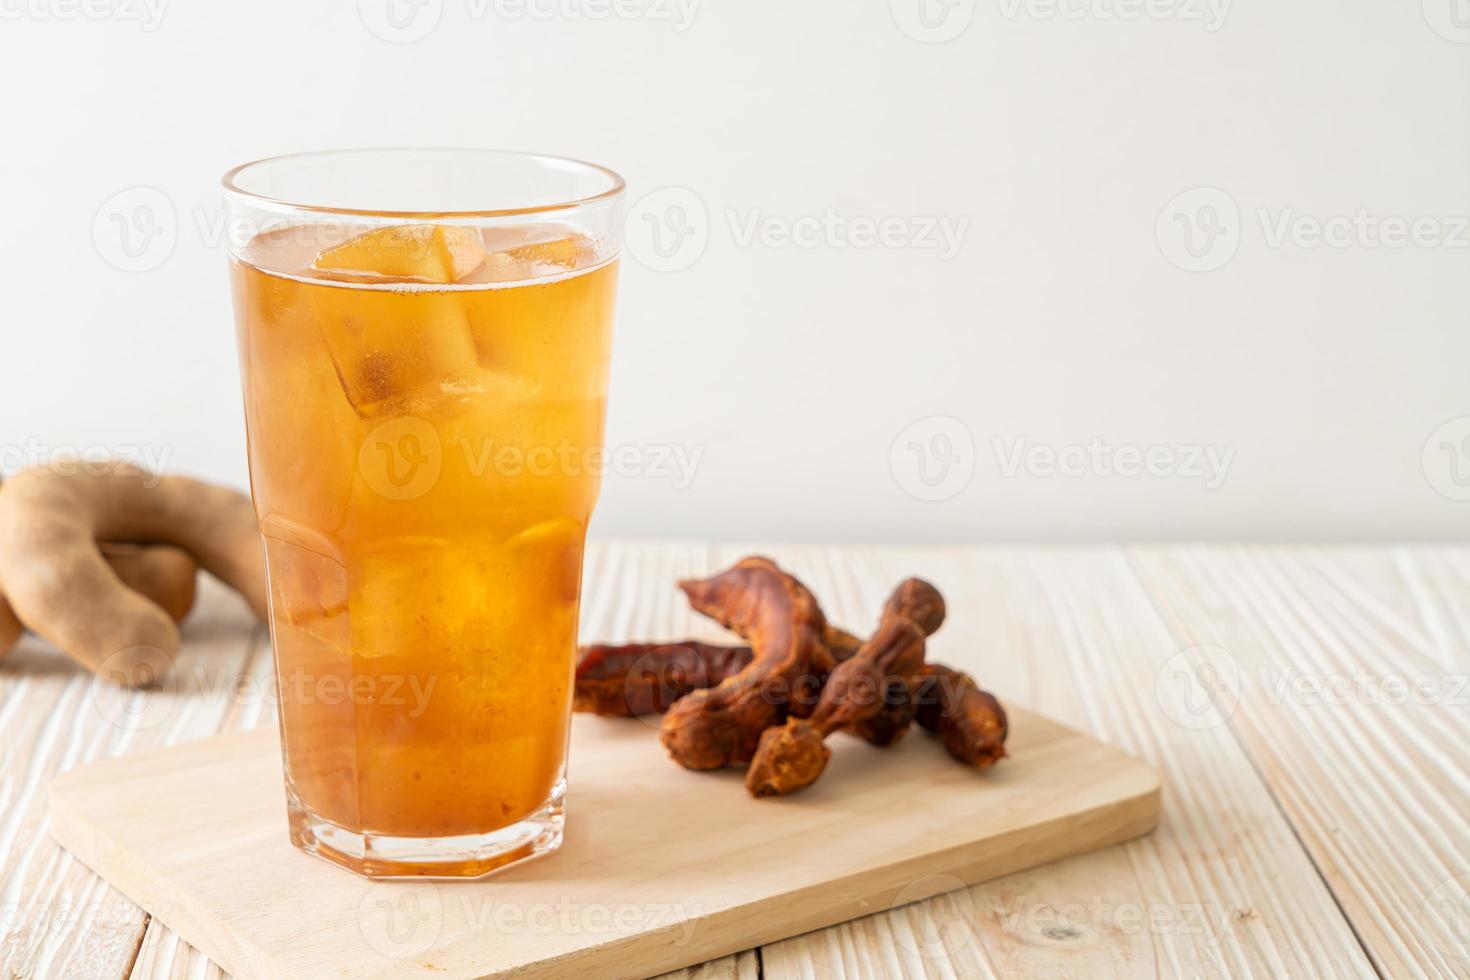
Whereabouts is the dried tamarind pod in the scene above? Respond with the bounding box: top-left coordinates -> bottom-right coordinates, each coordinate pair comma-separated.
845,577 -> 944,746
579,577 -> 945,725
746,615 -> 928,797
847,679 -> 916,747
810,617 -> 927,733
0,462 -> 265,684
575,641 -> 754,717
881,577 -> 946,636
913,663 -> 1008,768
822,624 -> 862,661
659,557 -> 829,770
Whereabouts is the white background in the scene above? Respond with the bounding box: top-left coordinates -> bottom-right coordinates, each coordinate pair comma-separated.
2,0 -> 1467,542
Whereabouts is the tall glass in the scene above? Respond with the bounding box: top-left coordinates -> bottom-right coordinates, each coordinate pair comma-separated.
222,149 -> 623,878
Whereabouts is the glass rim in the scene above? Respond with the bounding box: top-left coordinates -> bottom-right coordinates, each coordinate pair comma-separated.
220,147 -> 626,220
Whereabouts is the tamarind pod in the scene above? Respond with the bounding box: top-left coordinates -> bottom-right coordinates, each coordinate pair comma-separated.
823,625 -> 862,661
573,639 -> 909,728
585,578 -> 944,725
743,716 -> 832,798
748,659 -> 1006,797
575,641 -> 754,717
848,678 -> 916,747
842,577 -> 945,746
882,577 -> 946,636
913,663 -> 1008,768
822,579 -> 942,661
661,557 -> 829,770
810,617 -> 927,735
0,463 -> 264,684
0,543 -> 200,663
788,579 -> 942,721
746,616 -> 927,797
99,543 -> 199,623
105,468 -> 267,619
6,464 -> 264,618
0,599 -> 20,659
0,474 -> 16,656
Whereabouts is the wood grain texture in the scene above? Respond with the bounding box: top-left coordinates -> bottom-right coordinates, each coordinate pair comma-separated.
0,579 -> 261,980
7,544 -> 1466,978
50,699 -> 1157,979
732,547 -> 1376,980
1131,546 -> 1470,979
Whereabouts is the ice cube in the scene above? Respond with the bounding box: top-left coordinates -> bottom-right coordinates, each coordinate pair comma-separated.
471,251 -> 538,285
506,518 -> 586,604
399,364 -> 542,420
262,529 -> 349,653
345,525 -> 586,666
346,537 -> 496,667
238,266 -> 361,528
312,225 -> 487,284
309,287 -> 480,416
457,233 -> 601,285
504,235 -> 598,272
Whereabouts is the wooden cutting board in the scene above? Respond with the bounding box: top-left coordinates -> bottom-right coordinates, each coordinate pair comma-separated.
50,707 -> 1159,980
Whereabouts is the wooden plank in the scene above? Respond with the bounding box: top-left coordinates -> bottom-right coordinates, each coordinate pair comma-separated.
651,950 -> 760,980
726,547 -> 1375,979
129,631 -> 277,980
30,543 -> 1445,977
1131,545 -> 1470,978
0,579 -> 261,980
51,695 -> 1156,979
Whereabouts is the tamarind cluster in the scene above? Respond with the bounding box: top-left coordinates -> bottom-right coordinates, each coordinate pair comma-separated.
0,463 -> 267,685
574,556 -> 1008,797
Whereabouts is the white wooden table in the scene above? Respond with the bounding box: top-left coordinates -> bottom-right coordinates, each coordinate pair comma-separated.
2,544 -> 1468,979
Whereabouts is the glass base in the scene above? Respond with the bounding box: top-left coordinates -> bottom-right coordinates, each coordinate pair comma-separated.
286,779 -> 565,880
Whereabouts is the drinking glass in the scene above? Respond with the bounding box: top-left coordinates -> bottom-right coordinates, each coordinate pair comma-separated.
223,148 -> 623,878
